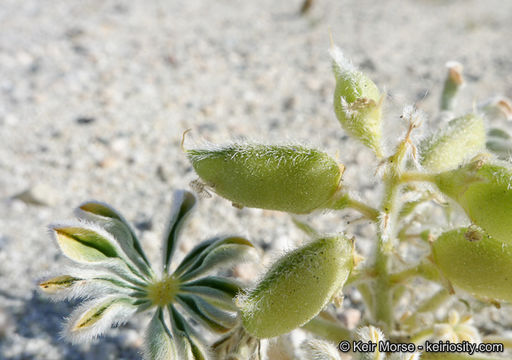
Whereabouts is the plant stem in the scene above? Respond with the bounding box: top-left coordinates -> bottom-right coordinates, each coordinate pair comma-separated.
357,282 -> 375,320
302,315 -> 352,343
374,226 -> 393,333
389,262 -> 440,284
374,177 -> 398,333
373,124 -> 416,334
347,198 -> 380,221
400,171 -> 437,183
328,192 -> 379,221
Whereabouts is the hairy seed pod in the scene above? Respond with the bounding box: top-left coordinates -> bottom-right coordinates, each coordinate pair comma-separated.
330,46 -> 383,157
237,236 -> 353,338
435,160 -> 512,243
433,228 -> 512,303
188,144 -> 342,214
420,113 -> 486,172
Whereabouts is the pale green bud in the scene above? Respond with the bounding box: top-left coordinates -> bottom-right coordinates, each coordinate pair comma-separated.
238,236 -> 353,338
420,113 -> 486,172
188,144 -> 342,214
434,160 -> 512,243
330,46 -> 383,157
433,227 -> 512,303
440,61 -> 464,112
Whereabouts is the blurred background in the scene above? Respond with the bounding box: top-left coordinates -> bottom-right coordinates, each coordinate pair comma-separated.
1,0 -> 511,358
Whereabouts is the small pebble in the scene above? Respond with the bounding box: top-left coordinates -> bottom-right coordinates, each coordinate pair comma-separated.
75,117 -> 95,125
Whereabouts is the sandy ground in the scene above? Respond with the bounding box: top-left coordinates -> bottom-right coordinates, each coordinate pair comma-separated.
1,0 -> 512,359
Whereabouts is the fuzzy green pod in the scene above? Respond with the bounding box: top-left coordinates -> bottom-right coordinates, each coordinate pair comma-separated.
432,227 -> 512,303
420,113 -> 486,172
330,46 -> 383,157
435,160 -> 512,243
238,236 -> 353,338
188,144 -> 342,214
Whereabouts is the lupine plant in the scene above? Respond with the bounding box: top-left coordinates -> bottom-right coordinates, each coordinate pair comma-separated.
40,44 -> 512,359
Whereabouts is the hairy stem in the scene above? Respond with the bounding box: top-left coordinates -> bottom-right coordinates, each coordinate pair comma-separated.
302,315 -> 352,343
347,198 -> 380,222
389,262 -> 440,284
328,191 -> 379,221
373,176 -> 398,333
400,171 -> 437,183
373,125 -> 417,333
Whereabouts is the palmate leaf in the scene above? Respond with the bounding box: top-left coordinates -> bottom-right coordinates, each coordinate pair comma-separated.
175,236 -> 256,281
76,203 -> 153,279
144,309 -> 179,360
163,190 -> 197,273
41,189 -> 254,356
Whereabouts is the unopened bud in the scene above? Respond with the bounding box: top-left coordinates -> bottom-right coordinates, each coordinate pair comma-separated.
330,46 -> 383,157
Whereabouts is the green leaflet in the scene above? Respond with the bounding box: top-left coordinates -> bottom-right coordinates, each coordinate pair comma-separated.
145,309 -> 179,360
67,296 -> 137,343
78,201 -> 150,266
176,294 -> 231,334
39,275 -> 81,294
180,276 -> 241,311
73,212 -> 153,279
163,190 -> 197,272
175,236 -> 255,279
169,305 -> 209,360
179,242 -> 256,282
52,226 -> 119,262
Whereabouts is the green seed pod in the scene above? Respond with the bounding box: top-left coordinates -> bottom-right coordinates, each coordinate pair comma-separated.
432,227 -> 512,303
188,144 -> 342,214
238,236 -> 353,338
419,113 -> 486,172
330,46 -> 383,157
434,160 -> 512,243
